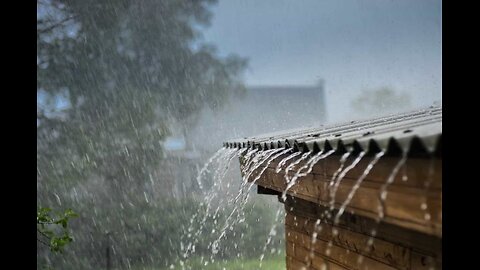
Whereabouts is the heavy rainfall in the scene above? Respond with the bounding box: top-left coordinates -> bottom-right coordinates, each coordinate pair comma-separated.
37,0 -> 441,269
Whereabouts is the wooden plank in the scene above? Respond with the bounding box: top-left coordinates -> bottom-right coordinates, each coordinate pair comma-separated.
285,197 -> 442,257
286,213 -> 411,269
287,240 -> 349,270
287,238 -> 342,270
287,255 -> 311,270
254,166 -> 441,236
320,156 -> 442,190
410,251 -> 442,270
255,153 -> 442,190
243,151 -> 443,269
286,228 -> 398,270
332,178 -> 441,227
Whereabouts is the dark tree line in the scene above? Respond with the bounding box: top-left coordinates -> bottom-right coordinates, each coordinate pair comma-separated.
37,0 -> 257,269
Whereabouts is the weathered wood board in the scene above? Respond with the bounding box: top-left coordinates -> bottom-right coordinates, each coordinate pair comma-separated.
284,196 -> 441,270
243,153 -> 442,237
239,151 -> 442,270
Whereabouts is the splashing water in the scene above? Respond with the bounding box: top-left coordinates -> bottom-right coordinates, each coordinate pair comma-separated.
377,153 -> 408,221
356,152 -> 408,264
195,148 -> 228,193
329,151 -> 366,213
241,148 -> 261,175
226,147 -> 289,230
210,149 -> 277,255
281,150 -> 336,201
258,205 -> 283,268
318,152 -> 351,219
275,151 -> 303,173
211,148 -> 287,256
422,158 -> 436,223
242,148 -> 292,204
298,150 -> 336,179
182,145 -> 390,269
328,152 -> 351,190
306,218 -> 323,268
283,151 -> 312,183
334,151 -> 385,224
181,148 -> 242,261
243,148 -> 285,184
279,151 -> 312,202
323,151 -> 373,259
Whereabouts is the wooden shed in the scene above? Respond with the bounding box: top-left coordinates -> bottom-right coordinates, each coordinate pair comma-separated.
224,107 -> 441,270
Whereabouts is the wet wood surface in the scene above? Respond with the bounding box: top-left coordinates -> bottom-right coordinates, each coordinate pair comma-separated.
243,152 -> 442,237
284,196 -> 442,270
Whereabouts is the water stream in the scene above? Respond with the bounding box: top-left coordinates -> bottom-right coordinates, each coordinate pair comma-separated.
281,151 -> 313,201
355,152 -> 408,265
281,150 -> 336,202
258,205 -> 283,268
211,148 -> 286,257
422,158 -> 436,224
333,151 -> 385,225
181,148 -> 241,261
179,144 -> 435,269
329,151 -> 366,213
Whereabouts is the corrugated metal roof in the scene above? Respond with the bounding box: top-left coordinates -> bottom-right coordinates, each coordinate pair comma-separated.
223,106 -> 442,156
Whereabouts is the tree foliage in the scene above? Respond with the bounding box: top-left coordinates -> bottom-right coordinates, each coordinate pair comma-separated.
37,0 -> 246,192
37,0 -> 250,268
350,87 -> 411,117
37,207 -> 78,253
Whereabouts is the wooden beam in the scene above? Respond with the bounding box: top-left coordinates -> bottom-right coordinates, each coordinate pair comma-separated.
257,185 -> 281,196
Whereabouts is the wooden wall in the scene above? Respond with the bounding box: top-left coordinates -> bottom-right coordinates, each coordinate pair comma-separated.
240,151 -> 442,269
284,196 -> 442,270
248,153 -> 442,237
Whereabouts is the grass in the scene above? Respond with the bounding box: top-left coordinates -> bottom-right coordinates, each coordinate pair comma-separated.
187,257 -> 285,270
152,255 -> 286,270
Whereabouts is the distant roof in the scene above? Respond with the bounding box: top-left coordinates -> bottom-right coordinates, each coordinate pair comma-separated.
247,85 -> 323,90
224,106 -> 441,157
246,85 -> 324,96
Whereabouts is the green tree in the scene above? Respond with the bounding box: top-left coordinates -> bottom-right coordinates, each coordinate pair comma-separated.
37,0 -> 247,268
350,87 -> 411,117
37,207 -> 78,253
37,0 -> 246,192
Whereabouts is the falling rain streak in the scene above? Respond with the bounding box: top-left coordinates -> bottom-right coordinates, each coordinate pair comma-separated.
178,144 -> 360,268
178,146 -> 308,268
186,136 -> 441,269
37,0 -> 441,268
333,151 -> 385,225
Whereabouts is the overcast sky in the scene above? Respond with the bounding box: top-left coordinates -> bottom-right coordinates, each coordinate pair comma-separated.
200,0 -> 441,121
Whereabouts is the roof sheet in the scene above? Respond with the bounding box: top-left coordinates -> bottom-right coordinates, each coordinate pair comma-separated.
223,106 -> 442,156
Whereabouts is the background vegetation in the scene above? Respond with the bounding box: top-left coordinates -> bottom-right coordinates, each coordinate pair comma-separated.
37,0 -> 283,269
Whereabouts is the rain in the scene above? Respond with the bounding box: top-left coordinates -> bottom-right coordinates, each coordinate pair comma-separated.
37,0 -> 441,269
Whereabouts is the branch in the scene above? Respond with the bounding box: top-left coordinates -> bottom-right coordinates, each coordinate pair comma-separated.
37,238 -> 51,248
37,228 -> 52,239
37,221 -> 56,225
37,15 -> 77,34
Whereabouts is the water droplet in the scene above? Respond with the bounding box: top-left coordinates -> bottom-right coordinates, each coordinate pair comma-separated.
357,255 -> 365,264
380,191 -> 387,200
421,203 -> 428,210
